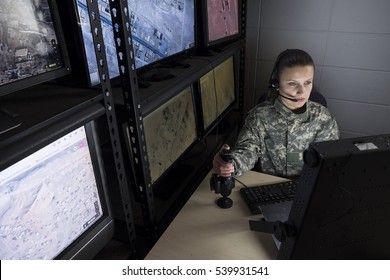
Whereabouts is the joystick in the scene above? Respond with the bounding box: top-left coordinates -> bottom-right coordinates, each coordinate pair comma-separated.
210,148 -> 235,208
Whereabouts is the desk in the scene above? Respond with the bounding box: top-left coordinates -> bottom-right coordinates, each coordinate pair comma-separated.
145,171 -> 289,259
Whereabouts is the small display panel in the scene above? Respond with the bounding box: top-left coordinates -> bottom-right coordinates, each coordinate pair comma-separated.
76,0 -> 195,85
0,126 -> 103,259
199,56 -> 235,131
354,141 -> 378,151
143,86 -> 197,183
206,0 -> 240,45
0,0 -> 70,95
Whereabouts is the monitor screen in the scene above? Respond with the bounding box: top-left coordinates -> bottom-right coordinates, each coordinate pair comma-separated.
0,123 -> 110,259
0,0 -> 71,96
199,56 -> 235,132
204,0 -> 240,47
76,0 -> 195,86
253,134 -> 390,259
143,86 -> 197,184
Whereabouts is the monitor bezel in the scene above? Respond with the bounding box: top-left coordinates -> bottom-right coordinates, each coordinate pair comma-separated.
0,0 -> 72,97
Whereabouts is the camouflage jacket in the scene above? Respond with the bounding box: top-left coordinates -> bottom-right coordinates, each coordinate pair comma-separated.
232,97 -> 340,178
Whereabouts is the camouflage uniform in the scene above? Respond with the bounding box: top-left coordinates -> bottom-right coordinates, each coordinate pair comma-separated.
232,97 -> 339,178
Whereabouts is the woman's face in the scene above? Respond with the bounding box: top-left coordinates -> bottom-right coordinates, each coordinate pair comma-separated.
278,65 -> 314,110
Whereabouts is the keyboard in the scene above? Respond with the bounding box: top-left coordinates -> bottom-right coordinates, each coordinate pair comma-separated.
240,180 -> 297,215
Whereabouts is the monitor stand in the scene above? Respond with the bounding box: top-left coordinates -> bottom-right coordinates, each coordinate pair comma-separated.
0,107 -> 21,135
249,218 -> 295,243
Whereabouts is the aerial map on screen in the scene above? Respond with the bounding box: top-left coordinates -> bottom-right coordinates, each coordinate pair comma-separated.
0,126 -> 103,259
0,0 -> 65,88
128,0 -> 195,68
214,56 -> 235,115
77,0 -> 195,85
200,69 -> 217,130
207,0 -> 239,43
143,87 -> 197,183
200,56 -> 235,130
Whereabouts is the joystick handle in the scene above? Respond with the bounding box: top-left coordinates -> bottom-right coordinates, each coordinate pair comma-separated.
220,148 -> 233,163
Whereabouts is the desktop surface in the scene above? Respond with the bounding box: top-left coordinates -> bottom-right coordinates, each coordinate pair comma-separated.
145,171 -> 288,260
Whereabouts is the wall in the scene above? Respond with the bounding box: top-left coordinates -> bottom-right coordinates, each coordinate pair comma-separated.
244,0 -> 390,138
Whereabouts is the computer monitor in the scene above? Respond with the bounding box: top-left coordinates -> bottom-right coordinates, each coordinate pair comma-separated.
198,0 -> 241,49
0,0 -> 71,96
199,55 -> 236,134
0,115 -> 114,259
143,85 -> 198,184
252,134 -> 390,259
74,0 -> 195,86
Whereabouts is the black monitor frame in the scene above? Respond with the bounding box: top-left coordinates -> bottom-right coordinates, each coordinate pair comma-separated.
55,0 -> 94,88
0,103 -> 115,260
0,0 -> 71,97
251,134 -> 390,259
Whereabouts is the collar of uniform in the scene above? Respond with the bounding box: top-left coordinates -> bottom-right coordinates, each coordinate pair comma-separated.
274,97 -> 309,122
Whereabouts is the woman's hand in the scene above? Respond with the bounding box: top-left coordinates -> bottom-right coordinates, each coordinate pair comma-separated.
212,144 -> 235,177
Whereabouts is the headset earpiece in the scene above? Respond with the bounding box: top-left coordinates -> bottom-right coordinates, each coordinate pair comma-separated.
269,78 -> 279,90
268,52 -> 284,91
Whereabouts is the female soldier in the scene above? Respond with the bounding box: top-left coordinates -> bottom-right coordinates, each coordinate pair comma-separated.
213,49 -> 339,179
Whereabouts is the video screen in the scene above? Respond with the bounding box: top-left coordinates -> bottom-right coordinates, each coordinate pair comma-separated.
199,69 -> 217,130
0,126 -> 103,259
143,86 -> 197,183
199,56 -> 235,131
76,0 -> 195,85
206,0 -> 240,45
0,0 -> 68,95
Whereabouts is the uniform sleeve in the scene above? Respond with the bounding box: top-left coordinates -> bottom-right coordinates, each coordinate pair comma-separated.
231,110 -> 264,177
314,107 -> 340,142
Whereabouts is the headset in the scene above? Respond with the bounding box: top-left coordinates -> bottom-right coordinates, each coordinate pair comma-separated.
268,49 -> 292,91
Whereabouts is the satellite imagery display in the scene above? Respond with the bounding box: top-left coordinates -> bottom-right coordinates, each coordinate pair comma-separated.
128,0 -> 195,68
200,56 -> 235,130
0,0 -> 65,88
143,87 -> 197,183
0,127 -> 103,259
214,56 -> 235,115
77,0 -> 195,85
200,69 -> 217,130
207,0 -> 239,43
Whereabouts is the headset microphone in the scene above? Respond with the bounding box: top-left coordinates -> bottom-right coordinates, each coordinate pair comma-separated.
278,94 -> 298,102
